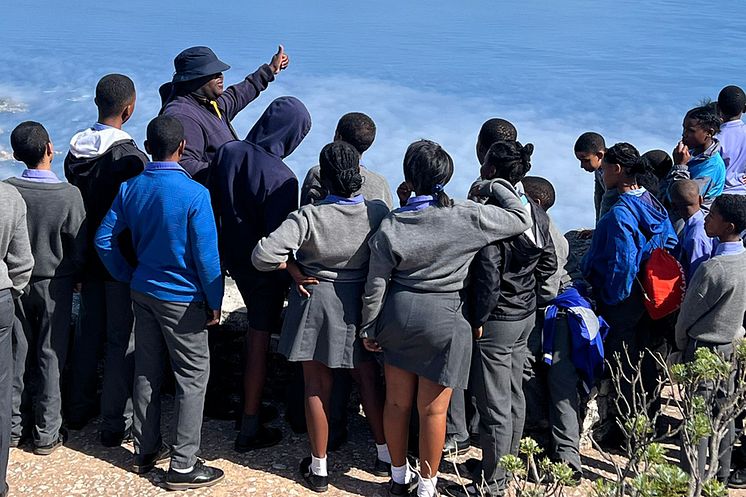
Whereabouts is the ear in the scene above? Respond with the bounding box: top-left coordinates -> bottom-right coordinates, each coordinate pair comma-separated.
597,149 -> 605,160
122,101 -> 134,124
46,141 -> 54,157
144,140 -> 151,155
177,139 -> 186,156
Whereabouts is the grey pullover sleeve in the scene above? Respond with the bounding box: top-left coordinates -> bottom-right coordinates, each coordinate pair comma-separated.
472,179 -> 533,242
252,211 -> 308,272
6,198 -> 33,296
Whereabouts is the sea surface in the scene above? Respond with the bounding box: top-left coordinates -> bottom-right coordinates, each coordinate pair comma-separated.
1,0 -> 744,230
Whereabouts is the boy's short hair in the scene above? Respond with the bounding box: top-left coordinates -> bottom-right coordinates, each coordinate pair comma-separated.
642,149 -> 674,180
712,194 -> 746,233
95,74 -> 136,119
668,179 -> 700,204
146,116 -> 184,160
685,105 -> 722,134
10,121 -> 50,167
479,118 -> 518,145
522,175 -> 556,210
718,85 -> 746,119
574,132 -> 605,154
335,112 -> 376,155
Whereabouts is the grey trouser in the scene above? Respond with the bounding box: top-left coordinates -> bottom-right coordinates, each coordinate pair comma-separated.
132,291 -> 210,469
524,311 -> 582,471
446,389 -> 469,441
472,315 -> 535,492
681,340 -> 734,481
11,313 -> 27,441
0,290 -> 14,494
67,279 -> 134,432
13,278 -> 73,446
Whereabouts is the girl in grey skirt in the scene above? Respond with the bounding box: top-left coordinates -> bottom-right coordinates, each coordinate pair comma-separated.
360,140 -> 532,497
252,141 -> 390,493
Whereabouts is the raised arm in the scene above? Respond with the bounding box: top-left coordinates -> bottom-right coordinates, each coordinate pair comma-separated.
219,65 -> 275,121
95,188 -> 135,282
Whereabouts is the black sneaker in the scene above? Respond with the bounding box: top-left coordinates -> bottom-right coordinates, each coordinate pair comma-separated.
165,460 -> 225,491
234,426 -> 282,452
300,456 -> 329,493
132,443 -> 171,474
454,457 -> 481,481
372,457 -> 391,477
442,435 -> 471,456
101,428 -> 132,448
34,430 -> 67,456
388,478 -> 418,496
729,468 -> 746,489
443,482 -> 499,497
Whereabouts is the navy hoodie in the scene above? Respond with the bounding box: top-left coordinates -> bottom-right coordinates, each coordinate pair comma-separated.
209,96 -> 312,276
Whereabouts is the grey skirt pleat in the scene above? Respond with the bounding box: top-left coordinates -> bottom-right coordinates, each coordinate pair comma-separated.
375,283 -> 472,389
279,279 -> 369,368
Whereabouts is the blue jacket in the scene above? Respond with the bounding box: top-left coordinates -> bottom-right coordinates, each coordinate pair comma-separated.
582,188 -> 678,306
95,162 -> 223,309
664,140 -> 726,206
543,287 -> 610,392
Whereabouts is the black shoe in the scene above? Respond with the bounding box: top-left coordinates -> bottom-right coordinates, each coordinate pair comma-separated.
454,458 -> 481,481
34,430 -> 67,456
234,426 -> 282,452
729,468 -> 746,489
233,404 -> 280,430
101,428 -> 132,448
165,460 -> 225,491
132,444 -> 171,475
9,435 -> 24,448
443,482 -> 499,497
300,456 -> 329,493
372,457 -> 391,477
443,435 -> 471,456
388,478 -> 418,496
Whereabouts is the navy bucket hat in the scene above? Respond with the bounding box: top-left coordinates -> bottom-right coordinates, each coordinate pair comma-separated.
172,46 -> 231,83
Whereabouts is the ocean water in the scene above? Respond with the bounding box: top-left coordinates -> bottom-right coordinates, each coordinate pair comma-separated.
1,0 -> 744,230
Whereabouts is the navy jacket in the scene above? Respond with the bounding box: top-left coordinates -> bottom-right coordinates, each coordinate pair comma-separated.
160,64 -> 275,184
209,96 -> 312,276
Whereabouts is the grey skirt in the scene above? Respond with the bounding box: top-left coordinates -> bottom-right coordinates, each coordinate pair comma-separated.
279,279 -> 371,368
375,283 -> 472,389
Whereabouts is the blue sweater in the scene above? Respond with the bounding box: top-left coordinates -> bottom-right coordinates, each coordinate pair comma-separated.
95,162 -> 223,309
582,188 -> 678,305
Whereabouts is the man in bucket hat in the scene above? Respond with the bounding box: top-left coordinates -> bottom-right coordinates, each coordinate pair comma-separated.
160,45 -> 289,185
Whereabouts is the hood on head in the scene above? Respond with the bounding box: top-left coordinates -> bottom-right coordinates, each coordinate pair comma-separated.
246,96 -> 312,158
68,125 -> 134,160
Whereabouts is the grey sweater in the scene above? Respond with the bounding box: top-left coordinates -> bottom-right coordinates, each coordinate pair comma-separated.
300,165 -> 394,208
675,250 -> 746,348
5,178 -> 86,280
360,179 -> 532,334
0,182 -> 33,295
252,198 -> 390,282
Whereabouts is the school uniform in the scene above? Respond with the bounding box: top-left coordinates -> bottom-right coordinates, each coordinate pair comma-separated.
95,161 -> 222,470
717,119 -> 746,195
5,172 -> 86,448
468,194 -> 557,492
666,139 -> 726,208
677,210 -> 716,281
300,165 -> 394,208
65,123 -> 146,432
360,179 -> 532,389
252,195 -> 389,367
210,97 -> 311,332
0,182 -> 33,496
675,242 -> 746,480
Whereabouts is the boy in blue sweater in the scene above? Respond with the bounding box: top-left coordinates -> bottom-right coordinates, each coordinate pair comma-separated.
95,116 -> 224,490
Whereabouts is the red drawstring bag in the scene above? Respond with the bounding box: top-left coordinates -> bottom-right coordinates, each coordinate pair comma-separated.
638,248 -> 686,320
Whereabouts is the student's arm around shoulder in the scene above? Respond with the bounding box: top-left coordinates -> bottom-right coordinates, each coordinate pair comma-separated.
471,179 -> 532,243
252,209 -> 310,272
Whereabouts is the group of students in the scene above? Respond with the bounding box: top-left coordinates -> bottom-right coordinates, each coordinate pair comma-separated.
0,44 -> 745,497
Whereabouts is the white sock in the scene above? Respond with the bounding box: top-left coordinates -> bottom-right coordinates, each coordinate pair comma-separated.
311,455 -> 328,477
376,443 -> 391,464
417,475 -> 438,497
170,465 -> 194,474
391,463 -> 413,484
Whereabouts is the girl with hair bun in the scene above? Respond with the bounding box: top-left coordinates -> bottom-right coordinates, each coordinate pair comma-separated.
582,142 -> 677,446
251,141 -> 390,492
360,139 -> 532,497
445,140 -> 560,496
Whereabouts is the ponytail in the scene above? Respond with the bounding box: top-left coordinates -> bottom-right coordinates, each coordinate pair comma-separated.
483,140 -> 533,185
319,141 -> 363,198
403,139 -> 454,208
